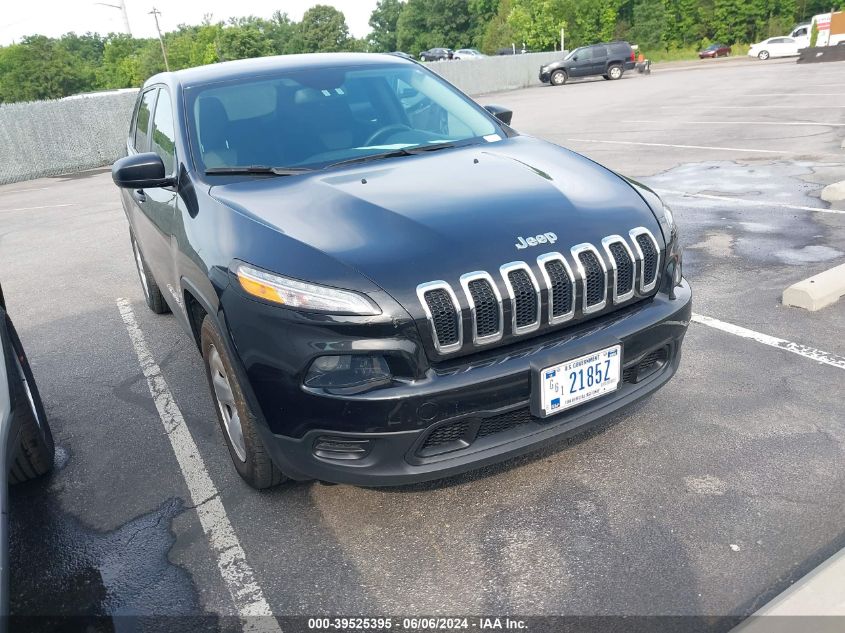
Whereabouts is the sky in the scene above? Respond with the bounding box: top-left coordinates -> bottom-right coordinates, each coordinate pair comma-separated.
0,0 -> 378,45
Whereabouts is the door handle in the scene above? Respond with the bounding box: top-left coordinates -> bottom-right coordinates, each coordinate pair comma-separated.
132,189 -> 146,203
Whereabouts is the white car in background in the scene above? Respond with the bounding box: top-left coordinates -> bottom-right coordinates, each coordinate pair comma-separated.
453,48 -> 486,60
748,36 -> 800,60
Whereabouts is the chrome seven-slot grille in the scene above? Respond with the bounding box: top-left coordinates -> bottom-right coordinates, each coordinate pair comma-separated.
417,228 -> 661,354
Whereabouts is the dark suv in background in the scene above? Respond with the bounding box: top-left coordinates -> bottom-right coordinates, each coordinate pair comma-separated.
540,41 -> 636,85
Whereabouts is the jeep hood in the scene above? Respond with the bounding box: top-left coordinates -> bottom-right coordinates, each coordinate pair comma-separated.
209,136 -> 663,312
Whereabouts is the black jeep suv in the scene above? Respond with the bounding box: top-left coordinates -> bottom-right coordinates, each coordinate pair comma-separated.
112,53 -> 690,489
540,41 -> 637,85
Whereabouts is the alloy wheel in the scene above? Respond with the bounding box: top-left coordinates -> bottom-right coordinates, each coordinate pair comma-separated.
208,344 -> 246,462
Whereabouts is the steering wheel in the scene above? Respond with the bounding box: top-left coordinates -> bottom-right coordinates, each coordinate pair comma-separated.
365,124 -> 412,146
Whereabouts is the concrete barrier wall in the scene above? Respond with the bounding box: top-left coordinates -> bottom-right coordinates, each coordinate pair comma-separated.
425,51 -> 565,95
0,92 -> 138,185
0,53 -> 567,185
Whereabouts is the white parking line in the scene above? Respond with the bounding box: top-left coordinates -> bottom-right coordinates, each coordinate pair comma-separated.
736,93 -> 845,97
692,313 -> 845,371
566,139 -> 786,154
0,203 -> 77,212
116,299 -> 282,632
625,119 -> 845,127
660,105 -> 845,109
0,186 -> 51,194
655,189 -> 845,215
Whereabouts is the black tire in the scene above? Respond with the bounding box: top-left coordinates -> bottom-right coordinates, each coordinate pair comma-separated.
607,64 -> 623,80
758,50 -> 769,60
200,316 -> 286,489
6,318 -> 54,484
550,69 -> 567,86
131,232 -> 169,314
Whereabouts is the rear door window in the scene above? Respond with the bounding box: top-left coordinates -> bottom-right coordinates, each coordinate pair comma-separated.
151,90 -> 177,176
134,89 -> 158,152
592,45 -> 608,60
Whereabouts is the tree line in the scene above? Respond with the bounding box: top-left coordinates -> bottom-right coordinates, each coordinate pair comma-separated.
0,0 -> 838,104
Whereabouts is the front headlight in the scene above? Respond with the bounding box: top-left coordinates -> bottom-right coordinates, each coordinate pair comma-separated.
235,263 -> 381,315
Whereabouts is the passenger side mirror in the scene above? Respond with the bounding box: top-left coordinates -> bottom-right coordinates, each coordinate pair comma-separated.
484,104 -> 513,126
112,153 -> 174,189
571,55 -> 578,61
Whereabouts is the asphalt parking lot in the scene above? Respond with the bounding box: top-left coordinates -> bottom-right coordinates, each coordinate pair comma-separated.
2,56 -> 844,631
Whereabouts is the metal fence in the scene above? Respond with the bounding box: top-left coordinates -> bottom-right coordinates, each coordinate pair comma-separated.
0,52 -> 567,186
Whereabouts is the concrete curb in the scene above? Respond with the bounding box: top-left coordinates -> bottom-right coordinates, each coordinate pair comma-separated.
732,548 -> 845,632
783,263 -> 845,311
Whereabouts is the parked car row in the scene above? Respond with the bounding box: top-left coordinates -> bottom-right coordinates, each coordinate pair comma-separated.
418,48 -> 487,61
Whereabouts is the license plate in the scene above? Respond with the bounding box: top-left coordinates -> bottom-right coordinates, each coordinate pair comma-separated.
539,345 -> 621,417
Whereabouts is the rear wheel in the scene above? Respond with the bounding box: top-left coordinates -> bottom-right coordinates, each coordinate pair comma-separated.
550,70 -> 567,86
200,316 -> 286,489
6,319 -> 54,484
607,64 -> 623,80
131,233 -> 169,314
758,50 -> 770,60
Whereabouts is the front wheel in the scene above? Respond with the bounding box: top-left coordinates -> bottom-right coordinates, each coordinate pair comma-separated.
758,50 -> 770,60
607,65 -> 623,80
550,70 -> 567,86
200,316 -> 287,489
6,318 -> 54,484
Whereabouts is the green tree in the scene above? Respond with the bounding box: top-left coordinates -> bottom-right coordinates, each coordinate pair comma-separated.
508,0 -> 567,51
481,0 -> 516,52
0,35 -> 91,101
397,0 -> 473,53
368,0 -> 405,51
299,5 -> 350,52
630,0 -> 667,50
216,16 -> 276,61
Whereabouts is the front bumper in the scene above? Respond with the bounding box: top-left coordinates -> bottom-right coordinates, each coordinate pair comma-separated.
245,280 -> 692,486
539,69 -> 551,83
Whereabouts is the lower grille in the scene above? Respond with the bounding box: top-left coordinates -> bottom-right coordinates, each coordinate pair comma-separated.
623,346 -> 669,383
477,407 -> 533,438
422,419 -> 471,448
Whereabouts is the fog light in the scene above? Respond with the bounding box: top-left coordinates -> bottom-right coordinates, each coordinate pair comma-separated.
304,355 -> 392,394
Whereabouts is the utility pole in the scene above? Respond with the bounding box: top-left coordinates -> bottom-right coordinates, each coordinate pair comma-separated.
94,0 -> 132,36
149,7 -> 169,71
560,27 -> 565,53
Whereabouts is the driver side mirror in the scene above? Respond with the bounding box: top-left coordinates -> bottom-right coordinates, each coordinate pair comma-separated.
112,153 -> 175,189
483,104 -> 513,126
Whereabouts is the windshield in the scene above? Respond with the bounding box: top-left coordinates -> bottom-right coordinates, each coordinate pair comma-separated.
185,63 -> 501,172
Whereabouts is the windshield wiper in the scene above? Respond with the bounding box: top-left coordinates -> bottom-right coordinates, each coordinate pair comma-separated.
324,148 -> 415,169
404,141 -> 460,154
324,142 -> 461,170
205,165 -> 313,176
